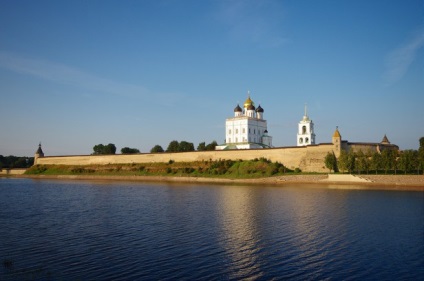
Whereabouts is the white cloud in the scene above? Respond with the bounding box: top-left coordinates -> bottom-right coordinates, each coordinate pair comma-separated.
0,51 -> 189,106
0,51 -> 148,98
384,29 -> 424,84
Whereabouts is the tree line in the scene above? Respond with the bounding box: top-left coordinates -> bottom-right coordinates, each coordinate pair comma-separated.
324,137 -> 424,174
91,140 -> 218,155
151,140 -> 218,153
0,155 -> 34,169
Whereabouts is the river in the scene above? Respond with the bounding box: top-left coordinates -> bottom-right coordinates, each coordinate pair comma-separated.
0,178 -> 423,280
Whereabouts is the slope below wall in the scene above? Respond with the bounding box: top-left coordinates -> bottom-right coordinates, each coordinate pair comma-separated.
35,144 -> 336,172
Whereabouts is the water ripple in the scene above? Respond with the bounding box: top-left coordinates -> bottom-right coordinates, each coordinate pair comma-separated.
0,179 -> 423,280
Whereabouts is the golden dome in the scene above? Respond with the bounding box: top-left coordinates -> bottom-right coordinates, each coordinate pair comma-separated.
243,96 -> 254,108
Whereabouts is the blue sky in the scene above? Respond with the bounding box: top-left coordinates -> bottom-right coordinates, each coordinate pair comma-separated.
0,0 -> 423,156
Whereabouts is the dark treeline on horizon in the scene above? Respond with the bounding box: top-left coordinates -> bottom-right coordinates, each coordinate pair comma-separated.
0,155 -> 34,169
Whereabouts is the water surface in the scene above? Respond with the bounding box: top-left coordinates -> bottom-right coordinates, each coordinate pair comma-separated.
1,178 -> 423,280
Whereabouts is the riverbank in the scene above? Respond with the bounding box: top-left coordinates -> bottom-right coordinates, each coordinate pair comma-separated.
4,174 -> 423,191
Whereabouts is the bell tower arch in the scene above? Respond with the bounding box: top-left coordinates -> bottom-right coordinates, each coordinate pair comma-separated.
297,105 -> 316,146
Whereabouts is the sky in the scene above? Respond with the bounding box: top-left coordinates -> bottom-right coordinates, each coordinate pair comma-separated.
0,0 -> 423,156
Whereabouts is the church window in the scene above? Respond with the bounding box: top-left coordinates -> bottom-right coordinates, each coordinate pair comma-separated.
305,137 -> 309,143
302,126 -> 307,134
254,129 -> 256,134
299,138 -> 303,144
249,128 -> 251,134
229,129 -> 231,134
243,128 -> 245,133
236,129 -> 238,134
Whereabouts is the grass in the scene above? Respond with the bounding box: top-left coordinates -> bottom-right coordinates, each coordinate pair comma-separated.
25,158 -> 302,179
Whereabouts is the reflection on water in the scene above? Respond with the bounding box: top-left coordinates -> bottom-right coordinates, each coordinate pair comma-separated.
0,179 -> 423,280
217,187 -> 354,279
218,186 -> 266,279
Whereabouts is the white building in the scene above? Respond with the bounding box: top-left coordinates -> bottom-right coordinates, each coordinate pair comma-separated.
297,105 -> 316,146
216,94 -> 272,150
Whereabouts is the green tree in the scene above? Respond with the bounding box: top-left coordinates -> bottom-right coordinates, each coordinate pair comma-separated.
346,149 -> 356,173
13,157 -> 28,168
0,155 -> 34,168
324,151 -> 337,173
356,150 -> 368,174
364,151 -> 372,174
337,150 -> 348,173
418,137 -> 424,175
197,142 -> 206,151
150,145 -> 164,153
398,150 -> 415,174
390,150 -> 398,174
178,141 -> 195,152
121,147 -> 140,154
92,143 -> 116,155
206,141 -> 218,151
370,152 -> 382,174
166,140 -> 180,152
93,144 -> 105,155
411,150 -> 420,174
381,149 -> 396,174
392,154 -> 399,175
104,143 -> 116,154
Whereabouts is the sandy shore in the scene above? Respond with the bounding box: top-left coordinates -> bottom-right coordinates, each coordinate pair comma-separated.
5,174 -> 423,191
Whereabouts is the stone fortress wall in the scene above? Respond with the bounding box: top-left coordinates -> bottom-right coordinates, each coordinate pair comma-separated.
34,128 -> 398,173
0,168 -> 27,175
35,143 -> 336,173
33,94 -> 400,173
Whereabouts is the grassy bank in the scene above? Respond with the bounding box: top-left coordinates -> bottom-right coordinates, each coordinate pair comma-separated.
26,158 -> 305,179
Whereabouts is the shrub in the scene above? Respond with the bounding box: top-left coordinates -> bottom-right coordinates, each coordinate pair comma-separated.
27,165 -> 48,174
121,147 -> 140,154
71,167 -> 95,174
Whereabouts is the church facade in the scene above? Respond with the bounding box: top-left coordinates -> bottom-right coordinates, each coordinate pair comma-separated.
216,94 -> 272,150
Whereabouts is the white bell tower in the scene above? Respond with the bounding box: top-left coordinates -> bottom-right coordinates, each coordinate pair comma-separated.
297,105 -> 316,146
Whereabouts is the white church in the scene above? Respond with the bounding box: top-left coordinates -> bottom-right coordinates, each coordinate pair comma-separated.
216,94 -> 273,150
216,93 -> 315,150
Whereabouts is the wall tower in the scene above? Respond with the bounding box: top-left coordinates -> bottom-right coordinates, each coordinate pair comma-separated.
332,126 -> 342,156
34,143 -> 44,165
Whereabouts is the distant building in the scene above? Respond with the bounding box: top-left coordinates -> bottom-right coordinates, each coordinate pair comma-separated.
216,93 -> 272,150
332,127 -> 399,154
297,105 -> 316,146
